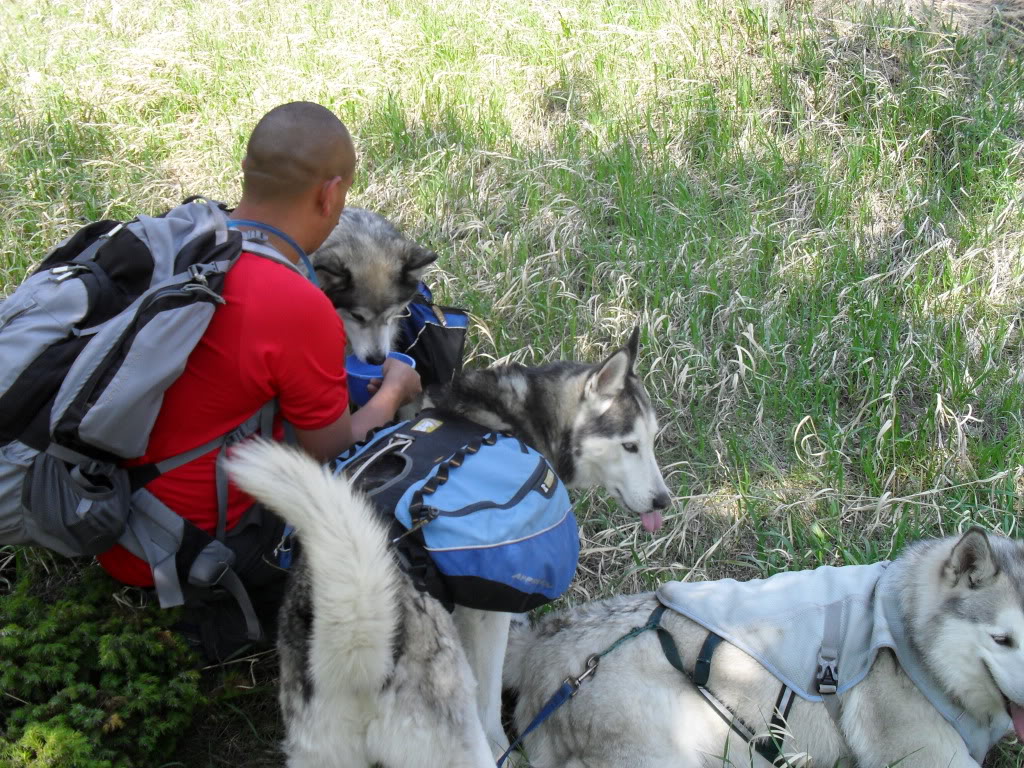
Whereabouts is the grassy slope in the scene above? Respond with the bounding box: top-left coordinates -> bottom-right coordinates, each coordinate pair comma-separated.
2,0 -> 1024,764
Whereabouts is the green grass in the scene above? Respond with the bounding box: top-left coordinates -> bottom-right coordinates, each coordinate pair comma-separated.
2,0 -> 1024,764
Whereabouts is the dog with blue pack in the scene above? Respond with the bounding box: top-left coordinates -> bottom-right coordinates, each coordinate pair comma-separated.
226,327 -> 672,768
310,205 -> 470,393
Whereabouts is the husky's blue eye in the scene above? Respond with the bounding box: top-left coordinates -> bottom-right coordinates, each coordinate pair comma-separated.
993,635 -> 1014,647
622,442 -> 638,453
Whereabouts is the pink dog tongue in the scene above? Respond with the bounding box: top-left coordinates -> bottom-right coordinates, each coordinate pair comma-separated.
641,510 -> 663,532
1011,703 -> 1024,740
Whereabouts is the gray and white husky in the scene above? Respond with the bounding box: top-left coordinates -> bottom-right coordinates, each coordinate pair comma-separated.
312,207 -> 437,365
226,329 -> 672,767
504,527 -> 1024,768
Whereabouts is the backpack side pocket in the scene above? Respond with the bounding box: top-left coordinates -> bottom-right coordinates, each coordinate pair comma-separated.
0,440 -> 37,545
22,453 -> 130,557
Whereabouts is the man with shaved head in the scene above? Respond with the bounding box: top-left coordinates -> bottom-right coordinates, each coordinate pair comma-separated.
241,102 -> 356,202
234,102 -> 357,255
97,102 -> 420,658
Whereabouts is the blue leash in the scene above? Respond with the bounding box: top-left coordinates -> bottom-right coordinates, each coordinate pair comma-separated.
495,605 -> 670,767
226,218 -> 319,286
494,675 -> 588,767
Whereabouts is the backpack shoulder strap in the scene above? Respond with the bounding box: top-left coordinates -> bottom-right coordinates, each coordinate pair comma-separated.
226,220 -> 318,284
117,399 -> 282,642
127,400 -> 277,489
235,240 -> 305,276
122,488 -> 262,642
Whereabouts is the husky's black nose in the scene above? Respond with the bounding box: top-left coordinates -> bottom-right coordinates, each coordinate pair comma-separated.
366,353 -> 386,366
652,492 -> 671,510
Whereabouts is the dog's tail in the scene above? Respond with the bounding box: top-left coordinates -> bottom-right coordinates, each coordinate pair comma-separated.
225,439 -> 400,692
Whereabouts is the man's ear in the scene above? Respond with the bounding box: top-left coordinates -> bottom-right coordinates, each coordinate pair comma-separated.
318,175 -> 346,217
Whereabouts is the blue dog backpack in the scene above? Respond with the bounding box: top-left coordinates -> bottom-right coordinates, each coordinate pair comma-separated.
330,410 -> 579,612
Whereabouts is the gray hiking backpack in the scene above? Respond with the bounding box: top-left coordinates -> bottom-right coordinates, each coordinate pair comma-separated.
0,197 -> 304,642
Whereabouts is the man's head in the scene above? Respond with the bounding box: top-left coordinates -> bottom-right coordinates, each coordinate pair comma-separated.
239,102 -> 356,253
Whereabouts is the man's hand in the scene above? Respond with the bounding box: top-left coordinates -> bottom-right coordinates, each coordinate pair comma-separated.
296,358 -> 422,463
369,357 -> 421,405
349,357 -> 420,444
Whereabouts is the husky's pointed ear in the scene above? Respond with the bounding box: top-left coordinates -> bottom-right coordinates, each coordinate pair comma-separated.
314,261 -> 351,293
626,326 -> 640,371
945,527 -> 999,589
586,345 -> 632,401
403,245 -> 439,282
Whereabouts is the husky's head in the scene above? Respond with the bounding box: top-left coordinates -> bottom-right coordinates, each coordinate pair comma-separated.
910,528 -> 1024,739
568,328 -> 671,532
312,208 -> 437,365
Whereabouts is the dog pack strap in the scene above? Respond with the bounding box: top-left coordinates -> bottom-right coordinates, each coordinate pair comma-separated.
816,601 -> 844,732
647,613 -> 745,741
647,604 -> 686,675
755,684 -> 796,766
816,603 -> 841,694
693,631 -> 724,687
647,604 -> 795,767
682,631 -> 758,747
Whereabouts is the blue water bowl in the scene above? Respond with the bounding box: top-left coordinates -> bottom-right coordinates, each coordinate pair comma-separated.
346,351 -> 416,407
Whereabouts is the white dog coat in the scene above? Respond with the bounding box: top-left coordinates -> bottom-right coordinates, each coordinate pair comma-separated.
657,561 -> 1009,761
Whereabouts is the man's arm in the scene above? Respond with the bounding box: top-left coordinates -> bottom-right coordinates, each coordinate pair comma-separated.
295,358 -> 421,462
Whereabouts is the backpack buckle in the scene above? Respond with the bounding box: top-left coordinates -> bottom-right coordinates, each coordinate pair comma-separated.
188,264 -> 209,285
188,263 -> 226,283
391,507 -> 439,544
183,266 -> 226,304
816,653 -> 838,695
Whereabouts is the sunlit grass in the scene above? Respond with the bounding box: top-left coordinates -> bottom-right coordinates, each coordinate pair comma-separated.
2,0 -> 1024,763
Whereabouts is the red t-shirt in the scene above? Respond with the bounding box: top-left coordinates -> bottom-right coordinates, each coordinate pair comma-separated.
96,252 -> 348,586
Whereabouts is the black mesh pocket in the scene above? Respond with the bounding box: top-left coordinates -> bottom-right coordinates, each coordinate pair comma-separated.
402,307 -> 468,389
23,453 -> 130,556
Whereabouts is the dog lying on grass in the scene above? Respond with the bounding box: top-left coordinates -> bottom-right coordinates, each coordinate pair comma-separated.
503,527 -> 1024,768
